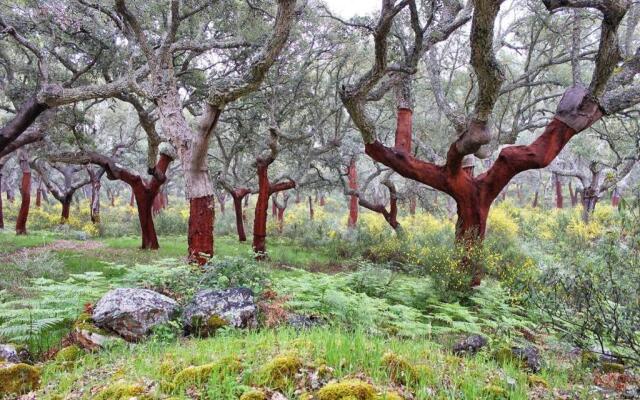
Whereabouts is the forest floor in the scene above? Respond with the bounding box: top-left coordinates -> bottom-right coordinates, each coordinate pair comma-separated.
0,231 -> 634,400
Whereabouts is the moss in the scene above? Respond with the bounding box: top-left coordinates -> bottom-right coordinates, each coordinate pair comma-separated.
239,389 -> 267,400
580,350 -> 598,367
93,382 -> 151,400
262,353 -> 303,389
316,379 -> 376,400
173,357 -> 242,387
191,314 -> 228,337
482,384 -> 508,399
493,346 -> 515,365
528,375 -> 548,388
0,363 -> 41,395
159,358 -> 180,378
55,345 -> 83,363
602,362 -> 625,373
381,392 -> 404,400
381,352 -> 418,385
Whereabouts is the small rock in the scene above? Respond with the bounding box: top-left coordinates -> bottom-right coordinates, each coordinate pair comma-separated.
453,334 -> 488,355
92,288 -> 179,342
0,344 -> 31,364
183,288 -> 257,335
512,346 -> 542,373
287,314 -> 323,329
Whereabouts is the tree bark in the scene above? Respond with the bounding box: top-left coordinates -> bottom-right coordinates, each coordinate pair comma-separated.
347,158 -> 358,228
554,173 -> 564,208
532,191 -> 539,208
60,195 -> 72,223
129,190 -> 135,207
16,155 -> 31,235
231,189 -> 250,242
90,178 -> 101,223
308,196 -> 314,221
581,187 -> 598,223
611,188 -> 621,207
0,169 -> 4,229
188,196 -> 214,264
409,195 -> 416,215
568,181 -> 579,207
253,163 -> 270,259
36,182 -> 42,208
0,96 -> 49,153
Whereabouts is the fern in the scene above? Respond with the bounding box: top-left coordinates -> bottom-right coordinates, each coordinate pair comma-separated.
0,272 -> 109,353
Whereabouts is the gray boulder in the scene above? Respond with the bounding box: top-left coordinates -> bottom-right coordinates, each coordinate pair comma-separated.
92,288 -> 179,342
183,288 -> 257,336
512,345 -> 542,372
0,344 -> 31,364
453,334 -> 488,355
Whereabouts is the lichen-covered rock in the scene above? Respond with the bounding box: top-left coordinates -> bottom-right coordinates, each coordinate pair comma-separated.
317,379 -> 376,400
0,363 -> 40,396
183,288 -> 257,335
0,344 -> 31,364
453,334 -> 488,355
92,288 -> 179,342
381,352 -> 418,385
512,346 -> 542,372
287,314 -> 323,329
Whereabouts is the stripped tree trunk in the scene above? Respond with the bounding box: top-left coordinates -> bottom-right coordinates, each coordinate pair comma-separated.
308,196 -> 314,220
554,173 -> 564,208
15,153 -> 30,235
253,163 -> 270,259
231,188 -> 251,242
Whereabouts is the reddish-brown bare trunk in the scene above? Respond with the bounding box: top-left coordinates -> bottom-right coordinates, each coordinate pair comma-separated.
554,173 -> 563,208
129,191 -> 135,207
188,196 -> 214,264
133,186 -> 160,250
611,188 -> 621,207
152,192 -> 164,215
532,191 -> 539,208
253,164 -> 269,259
231,188 -> 250,242
277,206 -> 285,233
581,188 -> 598,223
319,195 -> 326,206
394,108 -> 412,153
60,196 -> 72,223
36,185 -> 42,208
347,158 -> 358,228
16,162 -> 31,235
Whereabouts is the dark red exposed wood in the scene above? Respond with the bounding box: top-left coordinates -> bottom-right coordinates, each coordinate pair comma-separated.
35,184 -> 42,208
253,163 -> 270,259
15,158 -> 31,235
231,188 -> 251,242
394,108 -> 412,153
61,196 -> 72,223
568,181 -> 578,207
188,195 -> 214,264
554,173 -> 563,208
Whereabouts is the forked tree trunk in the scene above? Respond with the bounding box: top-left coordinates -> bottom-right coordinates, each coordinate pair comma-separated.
554,173 -> 564,208
347,158 -> 358,228
15,157 -> 31,235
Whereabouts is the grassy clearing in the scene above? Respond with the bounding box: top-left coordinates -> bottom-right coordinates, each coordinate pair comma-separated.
39,328 -> 584,400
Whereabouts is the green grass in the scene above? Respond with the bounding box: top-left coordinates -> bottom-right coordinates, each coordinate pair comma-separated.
39,327 -> 585,400
0,230 -> 58,254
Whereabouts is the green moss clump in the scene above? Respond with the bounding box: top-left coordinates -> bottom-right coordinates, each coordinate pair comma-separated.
316,379 -> 376,400
528,375 -> 548,388
55,345 -> 83,363
0,363 -> 41,395
263,354 -> 303,389
173,363 -> 216,386
493,346 -> 514,365
239,389 -> 267,400
191,314 -> 229,337
172,357 -> 242,387
381,391 -> 404,400
93,382 -> 150,400
381,352 -> 418,385
580,350 -> 598,367
482,384 -> 508,399
602,362 -> 625,373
